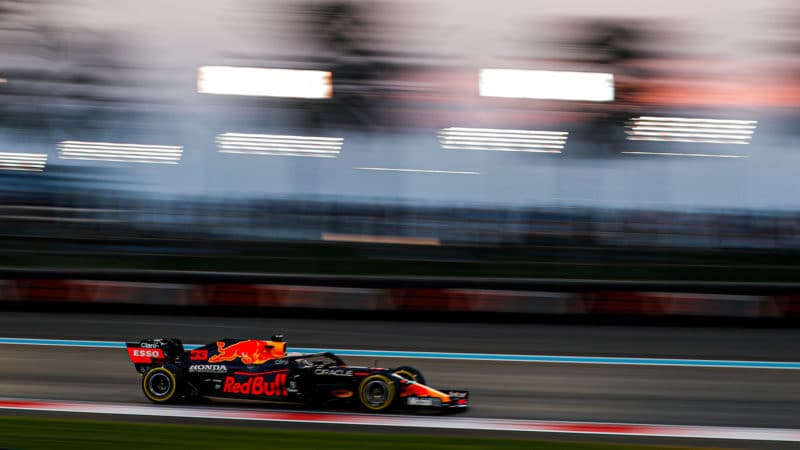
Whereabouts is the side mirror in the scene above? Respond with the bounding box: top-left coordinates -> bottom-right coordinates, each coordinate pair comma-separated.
271,334 -> 285,342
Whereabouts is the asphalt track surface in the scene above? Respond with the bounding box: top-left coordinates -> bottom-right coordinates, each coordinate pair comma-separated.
0,312 -> 798,449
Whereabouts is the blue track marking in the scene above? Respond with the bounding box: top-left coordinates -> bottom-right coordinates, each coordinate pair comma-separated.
1,337 -> 799,369
0,338 -> 125,348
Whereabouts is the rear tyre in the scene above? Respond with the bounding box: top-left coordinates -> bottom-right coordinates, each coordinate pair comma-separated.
142,366 -> 180,403
392,366 -> 426,385
358,374 -> 396,412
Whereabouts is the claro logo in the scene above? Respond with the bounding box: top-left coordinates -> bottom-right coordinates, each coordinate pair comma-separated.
222,373 -> 287,397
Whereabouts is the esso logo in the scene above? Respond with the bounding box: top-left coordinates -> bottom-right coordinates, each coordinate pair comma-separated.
133,349 -> 162,358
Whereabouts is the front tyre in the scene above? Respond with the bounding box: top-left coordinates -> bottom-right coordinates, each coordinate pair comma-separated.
392,366 -> 426,385
358,374 -> 396,412
142,366 -> 179,403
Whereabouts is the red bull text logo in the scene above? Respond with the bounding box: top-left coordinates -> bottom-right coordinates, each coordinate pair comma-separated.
209,340 -> 285,365
222,373 -> 288,397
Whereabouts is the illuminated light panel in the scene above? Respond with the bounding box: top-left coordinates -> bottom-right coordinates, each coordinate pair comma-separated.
439,127 -> 567,153
479,69 -> 614,102
622,151 -> 749,158
626,116 -> 757,145
354,167 -> 479,175
58,141 -> 183,164
216,133 -> 342,158
0,152 -> 47,172
198,66 -> 332,99
322,233 -> 440,246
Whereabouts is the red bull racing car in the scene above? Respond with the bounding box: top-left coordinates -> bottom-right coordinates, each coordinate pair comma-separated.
126,335 -> 469,412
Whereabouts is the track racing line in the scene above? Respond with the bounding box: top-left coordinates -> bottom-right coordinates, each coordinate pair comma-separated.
1,337 -> 799,442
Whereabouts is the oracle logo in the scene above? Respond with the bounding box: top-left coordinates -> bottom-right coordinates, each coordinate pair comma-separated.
314,368 -> 353,377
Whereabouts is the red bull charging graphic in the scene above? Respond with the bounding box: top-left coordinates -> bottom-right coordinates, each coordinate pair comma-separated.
208,340 -> 285,365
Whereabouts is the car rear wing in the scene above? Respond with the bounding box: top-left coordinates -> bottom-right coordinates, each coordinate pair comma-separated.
126,338 -> 185,372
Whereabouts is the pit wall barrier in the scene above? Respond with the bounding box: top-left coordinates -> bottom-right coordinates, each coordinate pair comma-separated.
1,280 -> 798,318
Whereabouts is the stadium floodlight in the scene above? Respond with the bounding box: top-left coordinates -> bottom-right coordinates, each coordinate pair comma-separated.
198,66 -> 333,99
217,133 -> 343,158
58,141 -> 183,164
0,152 -> 47,172
353,167 -> 479,175
439,127 -> 567,153
625,116 -> 757,145
479,69 -> 614,102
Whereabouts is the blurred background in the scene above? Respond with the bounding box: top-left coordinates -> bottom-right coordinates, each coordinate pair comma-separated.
1,0 -> 800,282
2,3 -> 800,448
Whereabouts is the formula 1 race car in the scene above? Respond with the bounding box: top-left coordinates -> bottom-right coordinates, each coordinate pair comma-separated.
126,335 -> 469,412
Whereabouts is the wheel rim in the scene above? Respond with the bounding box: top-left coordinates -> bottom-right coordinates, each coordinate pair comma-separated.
147,372 -> 172,397
364,380 -> 388,406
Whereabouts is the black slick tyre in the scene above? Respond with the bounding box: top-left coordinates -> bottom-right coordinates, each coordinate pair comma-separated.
142,366 -> 179,403
357,374 -> 396,412
392,366 -> 426,385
